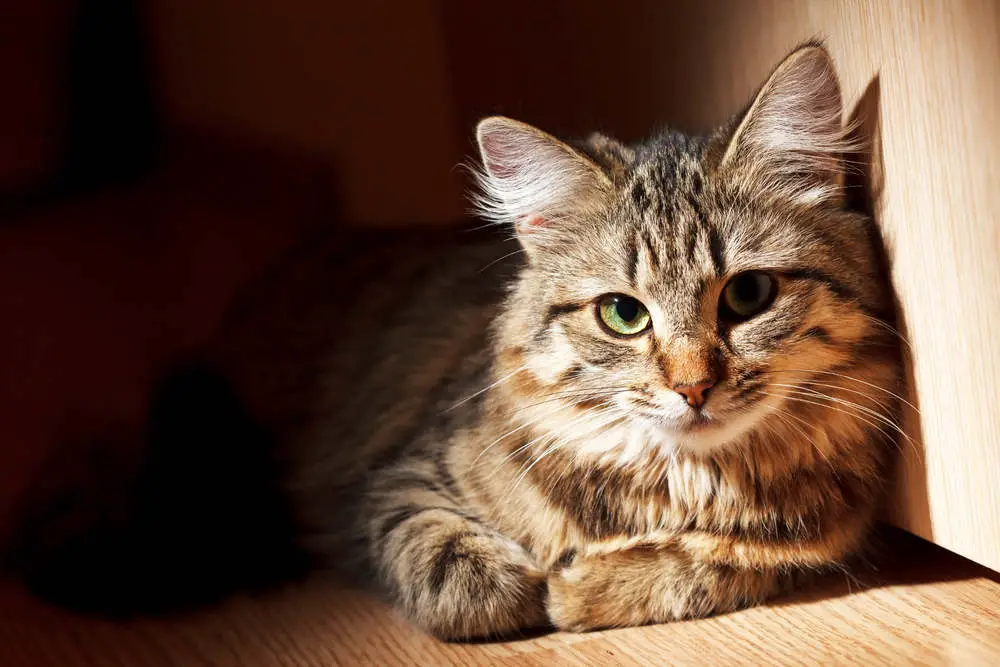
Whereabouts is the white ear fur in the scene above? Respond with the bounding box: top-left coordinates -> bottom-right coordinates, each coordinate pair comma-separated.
474,117 -> 610,250
721,45 -> 853,205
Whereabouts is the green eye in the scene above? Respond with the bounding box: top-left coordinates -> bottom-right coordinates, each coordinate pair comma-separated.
598,294 -> 651,336
720,271 -> 777,320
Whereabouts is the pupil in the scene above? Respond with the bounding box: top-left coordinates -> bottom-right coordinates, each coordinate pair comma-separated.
615,298 -> 639,322
734,275 -> 760,303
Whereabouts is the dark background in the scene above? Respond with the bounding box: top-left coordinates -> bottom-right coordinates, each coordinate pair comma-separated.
0,1 -> 800,540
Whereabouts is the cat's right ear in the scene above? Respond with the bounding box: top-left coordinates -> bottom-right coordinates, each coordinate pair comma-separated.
474,117 -> 611,255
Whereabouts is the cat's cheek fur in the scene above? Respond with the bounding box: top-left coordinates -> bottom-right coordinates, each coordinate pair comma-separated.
526,324 -> 579,385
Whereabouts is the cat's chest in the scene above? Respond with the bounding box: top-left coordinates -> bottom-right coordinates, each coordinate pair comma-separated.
511,444 -> 856,570
516,445 -> 747,544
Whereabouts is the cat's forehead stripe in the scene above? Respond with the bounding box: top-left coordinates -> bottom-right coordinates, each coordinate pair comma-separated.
625,233 -> 640,287
706,226 -> 727,276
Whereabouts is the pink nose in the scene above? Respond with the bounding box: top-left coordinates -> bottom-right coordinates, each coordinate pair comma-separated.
672,380 -> 715,409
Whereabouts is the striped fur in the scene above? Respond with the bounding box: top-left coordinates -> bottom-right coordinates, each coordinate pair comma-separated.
17,44 -> 902,638
230,44 -> 900,638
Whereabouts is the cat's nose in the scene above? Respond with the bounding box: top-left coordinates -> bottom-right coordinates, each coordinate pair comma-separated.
671,380 -> 715,409
662,337 -> 720,409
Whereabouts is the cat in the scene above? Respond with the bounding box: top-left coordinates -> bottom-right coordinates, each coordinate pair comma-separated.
12,43 -> 902,639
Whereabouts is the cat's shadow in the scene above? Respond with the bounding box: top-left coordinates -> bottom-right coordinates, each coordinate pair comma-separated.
765,523 -> 1000,614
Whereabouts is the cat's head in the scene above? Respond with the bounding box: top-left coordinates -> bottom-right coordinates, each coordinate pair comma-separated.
476,44 -> 901,458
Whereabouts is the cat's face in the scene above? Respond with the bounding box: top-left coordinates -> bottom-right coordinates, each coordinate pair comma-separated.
479,46 -> 900,457
503,168 -> 888,456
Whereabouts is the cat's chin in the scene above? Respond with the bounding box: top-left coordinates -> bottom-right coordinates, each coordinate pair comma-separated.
643,405 -> 767,457
647,423 -> 737,457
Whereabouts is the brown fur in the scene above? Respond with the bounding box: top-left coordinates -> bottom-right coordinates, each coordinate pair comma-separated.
16,44 -> 903,639
226,44 -> 898,639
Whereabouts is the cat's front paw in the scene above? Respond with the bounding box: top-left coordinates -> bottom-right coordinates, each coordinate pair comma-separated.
545,546 -> 688,632
546,556 -> 595,632
546,550 -> 629,632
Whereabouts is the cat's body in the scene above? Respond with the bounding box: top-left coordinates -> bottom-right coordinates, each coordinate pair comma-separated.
14,45 -> 903,639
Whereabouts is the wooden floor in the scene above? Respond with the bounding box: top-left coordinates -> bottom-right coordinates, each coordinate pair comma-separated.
1,529 -> 999,666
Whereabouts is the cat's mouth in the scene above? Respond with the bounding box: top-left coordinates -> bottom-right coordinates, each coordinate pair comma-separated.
632,406 -> 717,432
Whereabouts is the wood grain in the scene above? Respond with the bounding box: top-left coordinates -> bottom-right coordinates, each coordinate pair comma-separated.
1,529 -> 998,666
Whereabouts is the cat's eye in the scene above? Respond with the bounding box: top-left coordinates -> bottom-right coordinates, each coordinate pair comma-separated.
597,294 -> 651,336
720,271 -> 777,321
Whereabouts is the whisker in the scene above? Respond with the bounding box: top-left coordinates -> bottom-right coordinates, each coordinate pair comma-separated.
767,381 -> 894,416
761,391 -> 898,448
761,368 -> 919,415
774,385 -> 908,438
443,365 -> 527,412
469,399 -> 580,466
462,220 -> 506,232
761,390 -> 918,458
470,385 -> 630,472
493,403 -> 620,474
479,247 -> 527,273
764,407 -> 837,474
509,405 -> 620,471
505,409 -> 623,498
510,441 -> 563,494
505,386 -> 630,415
860,313 -> 913,350
766,406 -> 815,442
515,385 -> 629,402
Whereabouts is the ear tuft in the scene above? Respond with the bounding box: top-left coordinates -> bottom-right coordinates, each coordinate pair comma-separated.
473,117 -> 611,251
721,44 -> 854,205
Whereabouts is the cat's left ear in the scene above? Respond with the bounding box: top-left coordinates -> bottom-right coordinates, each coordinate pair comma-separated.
475,117 -> 612,254
719,44 -> 851,206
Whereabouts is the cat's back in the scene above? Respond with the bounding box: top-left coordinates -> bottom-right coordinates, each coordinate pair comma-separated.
214,226 -> 516,476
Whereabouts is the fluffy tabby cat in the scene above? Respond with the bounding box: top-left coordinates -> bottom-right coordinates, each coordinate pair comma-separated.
14,44 -> 903,639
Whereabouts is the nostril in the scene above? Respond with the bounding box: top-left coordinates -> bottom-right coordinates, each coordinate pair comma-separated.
674,381 -> 715,409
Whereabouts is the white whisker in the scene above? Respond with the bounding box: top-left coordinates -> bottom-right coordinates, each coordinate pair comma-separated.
443,365 -> 526,412
479,247 -> 527,273
761,390 -> 918,458
773,385 -> 908,438
762,368 -> 919,415
497,404 -> 620,471
506,409 -> 623,498
772,380 -> 894,413
470,399 -> 582,467
860,314 -> 913,350
507,386 -> 630,415
765,407 -> 837,474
